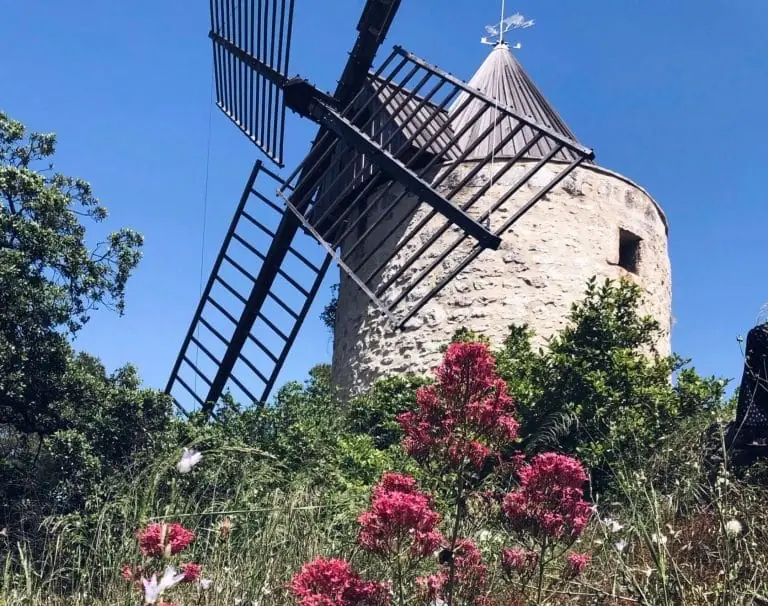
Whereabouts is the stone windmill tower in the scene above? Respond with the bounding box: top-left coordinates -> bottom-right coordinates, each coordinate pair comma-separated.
331,42 -> 672,398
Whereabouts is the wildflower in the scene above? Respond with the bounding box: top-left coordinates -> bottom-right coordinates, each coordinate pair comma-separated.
397,342 -> 520,471
602,517 -> 624,533
725,519 -> 743,537
218,516 -> 234,540
142,566 -> 185,604
198,578 -> 213,590
501,453 -> 592,540
181,562 -> 202,582
501,547 -> 538,575
137,523 -> 195,558
418,540 -> 488,604
651,533 -> 668,546
176,448 -> 203,474
615,539 -> 628,552
288,557 -> 390,606
563,552 -> 590,579
451,540 -> 488,593
416,574 -> 444,603
122,564 -> 144,583
358,473 -> 444,558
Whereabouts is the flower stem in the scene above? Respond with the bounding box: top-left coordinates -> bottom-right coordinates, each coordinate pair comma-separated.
445,467 -> 466,606
536,538 -> 548,605
394,540 -> 406,606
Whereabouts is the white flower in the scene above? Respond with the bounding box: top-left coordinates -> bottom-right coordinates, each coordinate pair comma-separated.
603,518 -> 624,533
142,566 -> 185,604
615,539 -> 628,552
642,566 -> 654,578
176,448 -> 203,474
651,533 -> 668,546
198,578 -> 213,590
477,530 -> 492,543
725,519 -> 743,537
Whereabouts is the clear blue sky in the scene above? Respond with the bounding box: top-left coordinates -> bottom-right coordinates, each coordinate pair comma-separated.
2,0 -> 766,399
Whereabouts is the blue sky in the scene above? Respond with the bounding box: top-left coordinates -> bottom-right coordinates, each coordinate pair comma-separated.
2,0 -> 766,400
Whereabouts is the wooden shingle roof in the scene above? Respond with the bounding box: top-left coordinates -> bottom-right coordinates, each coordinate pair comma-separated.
448,44 -> 585,163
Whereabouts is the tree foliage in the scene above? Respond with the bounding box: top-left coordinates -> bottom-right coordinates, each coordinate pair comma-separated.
320,283 -> 339,335
0,355 -> 171,520
495,277 -> 727,491
0,113 -> 171,527
0,111 -> 144,435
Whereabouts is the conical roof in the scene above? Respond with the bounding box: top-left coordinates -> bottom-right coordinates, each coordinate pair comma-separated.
449,44 -> 584,162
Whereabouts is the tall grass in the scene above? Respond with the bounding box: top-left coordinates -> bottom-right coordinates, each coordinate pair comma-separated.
4,423 -> 768,605
0,445 -> 363,606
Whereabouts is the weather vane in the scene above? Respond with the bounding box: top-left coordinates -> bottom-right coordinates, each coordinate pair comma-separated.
481,0 -> 534,49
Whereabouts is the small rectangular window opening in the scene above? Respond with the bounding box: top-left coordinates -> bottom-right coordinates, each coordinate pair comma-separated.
618,229 -> 642,274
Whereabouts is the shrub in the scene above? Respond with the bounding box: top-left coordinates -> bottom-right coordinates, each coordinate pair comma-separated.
495,277 -> 728,493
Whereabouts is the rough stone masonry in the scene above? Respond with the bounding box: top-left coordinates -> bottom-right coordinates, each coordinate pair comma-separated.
331,162 -> 672,400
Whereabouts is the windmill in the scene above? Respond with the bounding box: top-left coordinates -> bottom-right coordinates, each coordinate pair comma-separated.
166,0 -> 595,416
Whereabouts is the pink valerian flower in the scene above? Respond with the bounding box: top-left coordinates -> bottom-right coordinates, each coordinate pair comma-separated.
288,557 -> 390,606
502,453 -> 592,540
416,574 -> 444,603
563,552 -> 591,579
358,473 -> 444,558
417,540 -> 488,604
121,564 -> 144,584
397,343 -> 520,471
450,540 -> 489,597
181,562 -> 201,582
501,547 -> 539,576
137,523 -> 196,558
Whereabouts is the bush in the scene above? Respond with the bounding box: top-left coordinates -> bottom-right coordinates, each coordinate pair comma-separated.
495,277 -> 728,493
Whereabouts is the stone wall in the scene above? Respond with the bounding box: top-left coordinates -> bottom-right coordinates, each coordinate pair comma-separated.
331,162 -> 672,399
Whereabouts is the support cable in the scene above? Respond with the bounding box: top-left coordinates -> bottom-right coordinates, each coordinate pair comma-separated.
194,64 -> 217,404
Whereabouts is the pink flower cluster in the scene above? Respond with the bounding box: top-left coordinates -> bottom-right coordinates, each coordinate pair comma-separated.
123,522 -> 204,600
288,557 -> 390,606
501,547 -> 539,576
289,342 -> 596,606
397,343 -> 520,470
564,552 -> 591,579
358,473 -> 444,558
137,522 -> 196,557
121,564 -> 144,584
418,540 -> 488,604
502,453 -> 592,539
181,562 -> 201,582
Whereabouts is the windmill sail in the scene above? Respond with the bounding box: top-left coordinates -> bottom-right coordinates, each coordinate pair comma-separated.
209,0 -> 296,166
169,0 -> 403,415
276,46 -> 594,328
166,162 -> 330,414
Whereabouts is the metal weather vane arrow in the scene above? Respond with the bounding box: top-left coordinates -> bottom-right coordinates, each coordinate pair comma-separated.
480,0 -> 534,48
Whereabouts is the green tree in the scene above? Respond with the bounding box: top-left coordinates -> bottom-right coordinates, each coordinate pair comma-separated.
0,112 -> 174,527
0,354 -> 172,518
495,277 -> 727,491
0,111 -> 143,435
